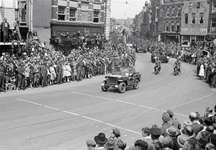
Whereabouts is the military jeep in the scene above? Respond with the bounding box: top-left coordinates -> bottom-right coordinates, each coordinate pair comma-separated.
101,68 -> 141,93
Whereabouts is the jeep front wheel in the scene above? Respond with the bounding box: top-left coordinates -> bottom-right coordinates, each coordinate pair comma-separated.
101,85 -> 108,92
133,79 -> 139,89
118,82 -> 126,93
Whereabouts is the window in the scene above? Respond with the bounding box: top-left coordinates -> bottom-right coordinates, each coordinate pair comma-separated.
192,13 -> 195,24
19,1 -> 27,23
171,23 -> 174,32
197,2 -> 200,9
200,13 -> 203,24
176,23 -> 180,32
211,19 -> 216,32
155,9 -> 158,18
166,8 -> 170,17
189,2 -> 193,10
172,8 -> 175,17
212,2 -> 216,13
177,8 -> 181,17
185,14 -> 188,24
93,10 -> 100,22
69,8 -> 76,21
58,6 -> 66,20
166,23 -> 169,32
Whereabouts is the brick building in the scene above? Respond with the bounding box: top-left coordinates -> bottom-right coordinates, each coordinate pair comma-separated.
181,0 -> 209,43
162,0 -> 183,43
51,0 -> 108,38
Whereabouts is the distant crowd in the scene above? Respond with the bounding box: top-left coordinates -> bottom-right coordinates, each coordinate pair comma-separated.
86,106 -> 216,150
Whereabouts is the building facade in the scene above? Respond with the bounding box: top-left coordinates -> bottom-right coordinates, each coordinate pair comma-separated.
162,0 -> 183,43
207,0 -> 216,40
148,0 -> 164,41
51,0 -> 108,38
181,0 -> 209,43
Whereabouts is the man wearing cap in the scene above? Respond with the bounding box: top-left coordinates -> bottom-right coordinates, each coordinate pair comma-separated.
148,127 -> 165,150
167,109 -> 181,130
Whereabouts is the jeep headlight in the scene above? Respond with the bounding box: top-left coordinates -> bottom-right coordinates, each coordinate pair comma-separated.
167,56 -> 169,59
154,57 -> 157,59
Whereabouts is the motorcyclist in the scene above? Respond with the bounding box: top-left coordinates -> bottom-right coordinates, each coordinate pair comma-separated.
154,57 -> 161,72
174,58 -> 181,73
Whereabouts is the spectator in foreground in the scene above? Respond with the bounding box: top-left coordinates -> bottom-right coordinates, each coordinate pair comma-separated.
189,112 -> 204,136
94,132 -> 108,150
117,139 -> 127,150
162,126 -> 180,149
141,127 -> 151,145
134,139 -> 148,150
167,109 -> 181,129
109,128 -> 121,150
148,127 -> 164,150
161,112 -> 172,136
86,140 -> 96,150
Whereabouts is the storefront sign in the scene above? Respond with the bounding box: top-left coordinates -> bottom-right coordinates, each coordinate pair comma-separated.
181,28 -> 207,36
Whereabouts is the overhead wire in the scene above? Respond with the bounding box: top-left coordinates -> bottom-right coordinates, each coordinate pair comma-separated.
111,0 -> 144,8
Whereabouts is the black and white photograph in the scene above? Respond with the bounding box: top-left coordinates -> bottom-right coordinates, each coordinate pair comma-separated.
0,0 -> 216,150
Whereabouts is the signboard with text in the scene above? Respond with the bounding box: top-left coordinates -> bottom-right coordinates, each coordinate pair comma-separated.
181,28 -> 207,36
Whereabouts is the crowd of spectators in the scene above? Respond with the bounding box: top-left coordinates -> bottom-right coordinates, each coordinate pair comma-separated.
0,31 -> 136,92
86,106 -> 216,150
138,40 -> 216,88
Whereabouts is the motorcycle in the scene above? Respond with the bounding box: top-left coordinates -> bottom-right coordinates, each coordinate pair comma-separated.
173,66 -> 180,76
154,66 -> 160,75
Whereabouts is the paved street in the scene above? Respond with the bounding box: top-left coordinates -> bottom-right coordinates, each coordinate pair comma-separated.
0,52 -> 215,150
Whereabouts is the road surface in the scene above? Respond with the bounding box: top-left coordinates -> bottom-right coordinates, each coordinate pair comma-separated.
0,52 -> 215,150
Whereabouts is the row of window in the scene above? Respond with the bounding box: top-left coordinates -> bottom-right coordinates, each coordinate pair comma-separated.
58,6 -> 101,22
165,23 -> 180,32
165,7 -> 181,18
184,13 -> 204,24
163,19 -> 216,33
